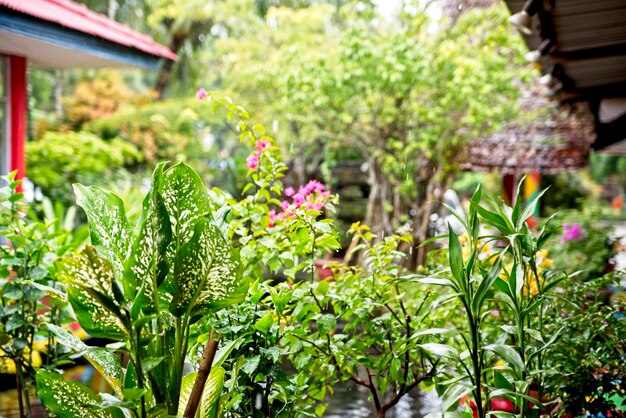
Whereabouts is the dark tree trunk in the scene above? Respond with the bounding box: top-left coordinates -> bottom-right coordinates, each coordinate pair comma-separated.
155,34 -> 185,98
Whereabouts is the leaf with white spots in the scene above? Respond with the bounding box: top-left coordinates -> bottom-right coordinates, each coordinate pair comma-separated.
169,218 -> 243,317
161,162 -> 212,246
47,324 -> 124,398
36,370 -> 114,418
124,163 -> 171,312
74,184 -> 132,283
57,247 -> 128,340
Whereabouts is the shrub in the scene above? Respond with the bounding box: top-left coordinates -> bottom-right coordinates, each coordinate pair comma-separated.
26,131 -> 141,204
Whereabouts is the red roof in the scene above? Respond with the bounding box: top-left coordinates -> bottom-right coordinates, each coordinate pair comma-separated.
0,0 -> 176,60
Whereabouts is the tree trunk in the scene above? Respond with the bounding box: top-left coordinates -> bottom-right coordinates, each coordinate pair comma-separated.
108,0 -> 117,19
365,156 -> 393,240
155,35 -> 185,98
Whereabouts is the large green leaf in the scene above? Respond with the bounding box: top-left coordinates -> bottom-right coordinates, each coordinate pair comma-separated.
47,324 -> 124,397
36,370 -> 114,418
177,366 -> 225,418
73,184 -> 132,281
161,162 -> 212,245
57,247 -> 127,340
124,163 -> 172,311
169,218 -> 243,316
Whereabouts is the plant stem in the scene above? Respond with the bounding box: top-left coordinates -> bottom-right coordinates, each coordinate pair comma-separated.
468,314 -> 485,418
183,329 -> 220,418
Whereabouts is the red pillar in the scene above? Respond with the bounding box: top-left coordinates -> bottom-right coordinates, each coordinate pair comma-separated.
9,55 -> 27,183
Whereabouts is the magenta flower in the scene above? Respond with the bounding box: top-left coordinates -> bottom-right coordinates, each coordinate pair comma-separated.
196,88 -> 207,100
285,186 -> 294,197
255,140 -> 271,151
246,154 -> 259,170
561,222 -> 587,244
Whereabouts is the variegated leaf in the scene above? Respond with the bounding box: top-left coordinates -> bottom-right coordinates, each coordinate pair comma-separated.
169,218 -> 243,317
177,366 -> 225,417
36,370 -> 114,418
74,184 -> 132,281
124,163 -> 171,311
57,247 -> 127,340
161,162 -> 212,246
47,324 -> 124,398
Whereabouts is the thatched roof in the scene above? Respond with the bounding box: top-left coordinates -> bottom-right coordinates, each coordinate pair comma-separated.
462,86 -> 596,175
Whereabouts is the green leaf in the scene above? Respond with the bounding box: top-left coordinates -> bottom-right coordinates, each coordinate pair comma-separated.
73,184 -> 131,281
317,314 -> 336,337
253,313 -> 274,334
199,367 -> 225,418
442,383 -> 473,412
419,343 -> 459,359
493,371 -> 514,392
448,225 -> 465,290
47,324 -> 124,397
36,370 -> 114,418
213,337 -> 242,368
515,187 -> 548,230
478,205 -> 511,235
169,218 -> 243,317
124,163 -> 171,312
472,251 -> 503,316
57,247 -> 127,340
484,344 -> 525,376
161,162 -> 212,246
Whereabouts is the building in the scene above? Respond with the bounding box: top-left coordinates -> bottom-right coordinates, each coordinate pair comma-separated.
0,0 -> 176,181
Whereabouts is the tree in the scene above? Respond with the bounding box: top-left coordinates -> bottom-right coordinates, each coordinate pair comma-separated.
214,2 -> 532,265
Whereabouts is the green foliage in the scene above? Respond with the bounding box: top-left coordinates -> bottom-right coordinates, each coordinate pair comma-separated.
544,274 -> 626,415
26,131 -> 141,204
192,93 -> 341,416
543,209 -> 616,282
0,171 -> 84,417
282,223 -> 443,417
38,162 -> 245,417
420,180 -> 569,418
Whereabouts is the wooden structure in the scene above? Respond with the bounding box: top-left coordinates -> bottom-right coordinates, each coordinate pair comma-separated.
503,0 -> 626,153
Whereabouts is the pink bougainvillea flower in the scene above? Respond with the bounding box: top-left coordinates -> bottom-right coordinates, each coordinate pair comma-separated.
255,140 -> 271,151
196,87 -> 207,100
561,222 -> 587,244
246,154 -> 259,170
285,186 -> 294,197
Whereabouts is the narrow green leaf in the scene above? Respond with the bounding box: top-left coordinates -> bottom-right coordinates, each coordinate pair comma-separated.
484,344 -> 525,376
472,251 -> 504,315
448,225 -> 465,290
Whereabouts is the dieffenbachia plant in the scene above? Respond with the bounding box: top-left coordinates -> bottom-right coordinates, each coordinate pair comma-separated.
36,162 -> 245,418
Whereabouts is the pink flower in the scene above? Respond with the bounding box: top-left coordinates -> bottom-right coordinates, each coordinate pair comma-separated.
196,88 -> 207,100
285,186 -> 294,197
561,222 -> 587,244
255,140 -> 271,151
280,200 -> 290,211
293,194 -> 305,206
246,154 -> 259,170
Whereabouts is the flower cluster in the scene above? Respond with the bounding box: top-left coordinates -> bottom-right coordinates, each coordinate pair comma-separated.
246,139 -> 271,170
269,180 -> 331,227
561,222 -> 587,244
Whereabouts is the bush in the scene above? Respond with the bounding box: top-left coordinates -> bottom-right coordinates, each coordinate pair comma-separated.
542,209 -> 616,282
26,131 -> 141,203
